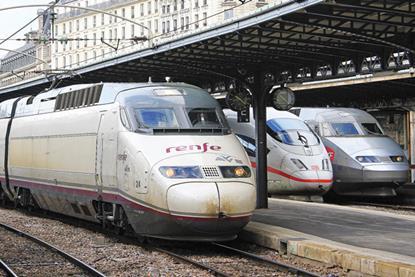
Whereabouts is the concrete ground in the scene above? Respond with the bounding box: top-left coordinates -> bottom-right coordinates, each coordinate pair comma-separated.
240,199 -> 415,276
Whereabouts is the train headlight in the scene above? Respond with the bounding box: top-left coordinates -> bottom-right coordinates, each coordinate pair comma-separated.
291,159 -> 308,170
355,156 -> 380,163
159,166 -> 203,179
390,156 -> 405,162
219,166 -> 251,178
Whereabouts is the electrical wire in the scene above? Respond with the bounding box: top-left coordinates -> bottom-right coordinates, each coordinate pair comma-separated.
1,0 -> 256,80
0,1 -> 59,47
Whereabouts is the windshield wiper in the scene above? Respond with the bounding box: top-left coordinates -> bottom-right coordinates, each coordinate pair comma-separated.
297,131 -> 309,146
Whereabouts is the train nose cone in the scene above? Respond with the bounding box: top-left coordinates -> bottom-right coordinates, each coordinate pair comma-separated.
166,182 -> 254,236
167,182 -> 220,217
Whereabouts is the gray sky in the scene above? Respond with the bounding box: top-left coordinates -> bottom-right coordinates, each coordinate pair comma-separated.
0,0 -> 52,58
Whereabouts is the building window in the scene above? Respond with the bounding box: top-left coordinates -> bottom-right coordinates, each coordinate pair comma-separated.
109,29 -> 113,41
140,24 -> 144,36
122,26 -> 125,39
101,14 -> 105,25
162,5 -> 165,14
101,31 -> 105,41
93,51 -> 97,60
155,19 -> 158,33
203,0 -> 207,6
63,23 -> 66,34
195,14 -> 199,29
185,16 -> 189,30
180,17 -> 184,30
76,54 -> 80,66
93,33 -> 97,45
114,10 -> 118,23
147,21 -> 151,33
203,12 -> 207,26
93,15 -> 96,27
195,0 -> 199,8
101,49 -> 105,58
55,25 -> 58,36
173,0 -> 177,11
224,9 -> 234,20
77,39 -> 80,48
69,22 -> 72,33
140,4 -> 144,16
155,0 -> 158,13
162,21 -> 165,33
84,17 -> 88,29
167,5 -> 170,13
166,21 -> 170,32
131,24 -> 135,36
76,20 -> 79,31
114,28 -> 118,40
147,2 -> 151,14
84,52 -> 88,63
181,0 -> 184,9
109,12 -> 113,24
84,35 -> 87,47
131,6 -> 135,18
122,8 -> 126,18
173,19 -> 177,31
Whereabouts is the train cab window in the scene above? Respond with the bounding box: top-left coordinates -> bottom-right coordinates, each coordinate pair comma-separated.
188,108 -> 222,128
331,123 -> 359,136
361,123 -> 383,135
267,118 -> 319,146
236,134 -> 257,157
134,108 -> 180,129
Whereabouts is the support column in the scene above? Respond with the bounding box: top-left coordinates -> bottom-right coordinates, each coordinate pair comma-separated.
253,71 -> 268,209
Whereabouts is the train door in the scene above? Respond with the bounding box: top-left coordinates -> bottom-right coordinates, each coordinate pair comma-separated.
95,108 -> 119,194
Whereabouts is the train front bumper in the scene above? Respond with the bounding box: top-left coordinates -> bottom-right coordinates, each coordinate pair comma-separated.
164,181 -> 255,239
363,164 -> 409,183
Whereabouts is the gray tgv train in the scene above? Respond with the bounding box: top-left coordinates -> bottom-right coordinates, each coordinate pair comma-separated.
291,108 -> 409,197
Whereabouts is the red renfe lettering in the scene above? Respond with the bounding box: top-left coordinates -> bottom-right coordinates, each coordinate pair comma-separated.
165,143 -> 222,153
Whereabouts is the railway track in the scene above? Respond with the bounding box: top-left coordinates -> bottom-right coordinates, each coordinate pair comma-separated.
0,222 -> 106,277
0,207 -> 325,276
153,241 -> 319,277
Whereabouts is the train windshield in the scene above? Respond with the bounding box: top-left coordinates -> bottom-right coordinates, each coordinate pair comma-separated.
132,107 -> 228,133
135,108 -> 180,128
267,118 -> 320,146
331,123 -> 360,136
361,123 -> 383,135
188,108 -> 223,128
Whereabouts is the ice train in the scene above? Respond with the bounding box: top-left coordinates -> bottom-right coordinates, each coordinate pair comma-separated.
0,82 -> 256,241
225,108 -> 333,196
291,107 -> 409,196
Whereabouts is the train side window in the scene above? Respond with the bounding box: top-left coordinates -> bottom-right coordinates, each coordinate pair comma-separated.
236,134 -> 256,157
120,108 -> 132,130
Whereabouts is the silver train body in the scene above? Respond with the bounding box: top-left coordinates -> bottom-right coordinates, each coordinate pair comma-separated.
225,108 -> 333,196
292,108 -> 409,196
0,83 -> 256,241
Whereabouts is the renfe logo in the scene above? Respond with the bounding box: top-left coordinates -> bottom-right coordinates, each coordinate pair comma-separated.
166,143 -> 222,153
325,146 -> 335,161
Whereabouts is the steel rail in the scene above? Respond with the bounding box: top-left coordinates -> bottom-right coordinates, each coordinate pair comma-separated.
154,246 -> 230,277
212,242 -> 320,277
0,222 -> 106,277
0,258 -> 18,277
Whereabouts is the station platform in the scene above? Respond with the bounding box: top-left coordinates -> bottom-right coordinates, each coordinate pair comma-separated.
240,199 -> 415,276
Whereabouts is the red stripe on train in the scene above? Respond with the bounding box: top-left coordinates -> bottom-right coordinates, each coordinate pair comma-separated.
0,177 -> 250,222
250,162 -> 332,184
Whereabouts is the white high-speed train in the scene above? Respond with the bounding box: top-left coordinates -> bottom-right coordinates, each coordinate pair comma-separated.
225,108 -> 333,196
292,107 -> 409,196
0,82 -> 256,241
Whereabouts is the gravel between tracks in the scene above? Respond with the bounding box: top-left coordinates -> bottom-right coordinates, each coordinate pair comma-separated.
0,207 -> 346,276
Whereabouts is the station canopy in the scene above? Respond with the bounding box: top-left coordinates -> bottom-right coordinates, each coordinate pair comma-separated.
1,0 -> 414,102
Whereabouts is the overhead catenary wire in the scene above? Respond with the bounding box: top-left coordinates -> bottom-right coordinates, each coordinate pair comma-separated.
0,1 -> 59,47
1,0 -> 255,81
